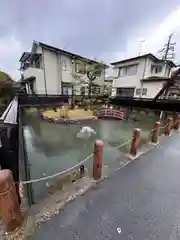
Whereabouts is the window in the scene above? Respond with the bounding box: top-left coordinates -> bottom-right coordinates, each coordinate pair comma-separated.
119,64 -> 138,77
91,87 -> 101,94
135,88 -> 141,95
62,59 -> 67,71
119,68 -> 125,77
113,67 -> 119,78
63,87 -> 68,95
62,83 -> 73,95
34,57 -> 42,68
151,65 -> 162,74
116,88 -> 134,97
142,88 -> 147,96
75,62 -> 86,74
62,86 -> 72,95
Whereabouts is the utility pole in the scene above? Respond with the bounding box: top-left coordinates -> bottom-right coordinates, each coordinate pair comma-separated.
159,33 -> 176,119
163,34 -> 173,60
158,33 -> 175,61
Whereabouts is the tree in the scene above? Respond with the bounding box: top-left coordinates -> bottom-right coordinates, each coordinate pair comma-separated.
102,83 -> 112,96
102,83 -> 112,106
72,59 -> 105,106
0,71 -> 21,112
0,71 -> 13,94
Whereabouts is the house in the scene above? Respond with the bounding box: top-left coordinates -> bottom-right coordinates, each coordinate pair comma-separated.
19,41 -> 106,96
111,53 -> 176,98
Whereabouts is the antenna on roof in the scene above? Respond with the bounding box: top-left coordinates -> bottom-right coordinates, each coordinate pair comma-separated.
138,40 -> 145,56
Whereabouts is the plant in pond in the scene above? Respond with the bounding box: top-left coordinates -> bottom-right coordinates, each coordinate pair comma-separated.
100,83 -> 112,107
59,107 -> 68,118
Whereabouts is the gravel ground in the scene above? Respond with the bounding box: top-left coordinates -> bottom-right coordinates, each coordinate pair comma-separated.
2,176 -> 93,240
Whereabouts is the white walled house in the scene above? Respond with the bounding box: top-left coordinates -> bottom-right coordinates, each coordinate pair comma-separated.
19,41 -> 106,95
111,54 -> 176,98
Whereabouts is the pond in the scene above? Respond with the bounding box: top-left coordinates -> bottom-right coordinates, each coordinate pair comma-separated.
23,112 -> 158,203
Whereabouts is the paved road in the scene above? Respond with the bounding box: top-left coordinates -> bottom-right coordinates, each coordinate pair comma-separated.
33,133 -> 180,240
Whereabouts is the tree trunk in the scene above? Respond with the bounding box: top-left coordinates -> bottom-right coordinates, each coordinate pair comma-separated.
72,88 -> 75,109
88,82 -> 92,99
88,82 -> 92,108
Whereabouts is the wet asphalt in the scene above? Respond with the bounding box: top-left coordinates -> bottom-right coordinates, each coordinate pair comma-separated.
33,133 -> 180,240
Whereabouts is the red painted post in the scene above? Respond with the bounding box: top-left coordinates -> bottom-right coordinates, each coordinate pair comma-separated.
151,121 -> 161,143
93,140 -> 104,180
130,128 -> 140,157
164,117 -> 173,136
174,115 -> 180,131
0,170 -> 23,232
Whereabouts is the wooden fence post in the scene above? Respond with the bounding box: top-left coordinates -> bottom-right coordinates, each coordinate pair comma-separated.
93,140 -> 104,180
151,121 -> 161,143
130,128 -> 140,157
164,117 -> 173,136
0,170 -> 23,232
174,115 -> 180,131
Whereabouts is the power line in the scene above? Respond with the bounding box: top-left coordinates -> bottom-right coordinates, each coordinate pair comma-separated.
158,33 -> 176,61
159,33 -> 176,119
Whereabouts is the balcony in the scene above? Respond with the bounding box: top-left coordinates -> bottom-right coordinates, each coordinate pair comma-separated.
21,67 -> 45,94
23,67 -> 43,80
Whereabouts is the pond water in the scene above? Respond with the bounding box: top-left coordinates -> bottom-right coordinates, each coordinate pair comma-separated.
23,112 -> 158,203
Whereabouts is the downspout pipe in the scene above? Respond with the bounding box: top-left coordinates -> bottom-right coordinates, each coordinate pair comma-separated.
42,47 -> 47,95
56,53 -> 62,95
140,57 -> 147,98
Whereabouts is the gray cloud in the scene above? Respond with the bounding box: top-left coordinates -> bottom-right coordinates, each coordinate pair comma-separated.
0,0 -> 180,79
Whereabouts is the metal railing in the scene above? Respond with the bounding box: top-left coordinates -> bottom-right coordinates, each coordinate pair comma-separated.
18,94 -> 69,107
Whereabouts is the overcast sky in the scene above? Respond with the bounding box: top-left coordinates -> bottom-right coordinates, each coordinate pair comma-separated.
0,0 -> 180,80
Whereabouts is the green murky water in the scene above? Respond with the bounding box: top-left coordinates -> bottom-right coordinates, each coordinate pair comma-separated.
23,112 -> 158,202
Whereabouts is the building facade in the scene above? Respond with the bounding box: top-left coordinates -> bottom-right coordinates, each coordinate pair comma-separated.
111,54 -> 176,98
19,41 -> 106,96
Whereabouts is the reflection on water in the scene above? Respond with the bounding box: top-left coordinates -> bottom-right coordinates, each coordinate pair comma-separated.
23,113 -> 158,202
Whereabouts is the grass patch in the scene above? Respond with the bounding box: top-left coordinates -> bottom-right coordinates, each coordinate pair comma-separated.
43,108 -> 94,118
